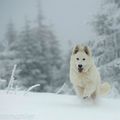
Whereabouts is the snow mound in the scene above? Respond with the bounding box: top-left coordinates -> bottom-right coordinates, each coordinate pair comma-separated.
0,92 -> 120,120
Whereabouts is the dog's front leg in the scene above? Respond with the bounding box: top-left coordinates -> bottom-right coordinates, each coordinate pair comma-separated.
83,82 -> 96,99
74,85 -> 84,97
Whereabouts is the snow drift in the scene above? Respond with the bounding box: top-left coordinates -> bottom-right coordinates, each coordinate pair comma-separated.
0,91 -> 120,120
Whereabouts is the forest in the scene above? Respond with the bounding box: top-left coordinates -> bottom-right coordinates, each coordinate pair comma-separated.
0,0 -> 120,97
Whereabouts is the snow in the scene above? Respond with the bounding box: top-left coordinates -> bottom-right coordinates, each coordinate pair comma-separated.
0,91 -> 120,120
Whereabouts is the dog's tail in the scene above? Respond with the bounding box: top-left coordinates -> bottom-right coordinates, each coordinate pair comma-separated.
100,82 -> 111,96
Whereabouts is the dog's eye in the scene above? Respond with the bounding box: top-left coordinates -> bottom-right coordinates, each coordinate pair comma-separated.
76,58 -> 79,60
83,58 -> 85,61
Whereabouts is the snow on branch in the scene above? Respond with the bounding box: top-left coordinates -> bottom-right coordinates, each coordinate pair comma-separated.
7,64 -> 17,94
56,83 -> 66,94
24,84 -> 40,95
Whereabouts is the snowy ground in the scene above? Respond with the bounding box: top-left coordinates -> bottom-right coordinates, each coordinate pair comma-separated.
0,91 -> 120,120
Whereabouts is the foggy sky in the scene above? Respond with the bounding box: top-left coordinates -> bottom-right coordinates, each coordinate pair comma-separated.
0,0 -> 101,48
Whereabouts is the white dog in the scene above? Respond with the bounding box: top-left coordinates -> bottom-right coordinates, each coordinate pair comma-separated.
70,44 -> 111,100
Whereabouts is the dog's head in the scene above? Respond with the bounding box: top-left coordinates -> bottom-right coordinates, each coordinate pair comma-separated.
71,44 -> 93,73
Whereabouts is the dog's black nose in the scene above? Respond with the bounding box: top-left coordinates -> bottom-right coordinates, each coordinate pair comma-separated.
78,64 -> 83,68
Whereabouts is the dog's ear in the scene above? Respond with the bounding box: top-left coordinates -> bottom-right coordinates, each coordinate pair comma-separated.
84,46 -> 92,56
72,45 -> 79,54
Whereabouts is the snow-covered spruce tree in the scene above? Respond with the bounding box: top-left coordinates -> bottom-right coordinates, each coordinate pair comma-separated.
0,20 -> 17,87
31,4 -> 63,92
1,3 -> 63,92
46,30 -> 63,92
33,10 -> 49,91
92,0 -> 120,61
10,18 -> 47,91
90,0 -> 120,96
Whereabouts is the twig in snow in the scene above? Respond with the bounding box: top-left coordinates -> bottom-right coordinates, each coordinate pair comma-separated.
56,83 -> 66,94
24,84 -> 40,95
7,64 -> 17,94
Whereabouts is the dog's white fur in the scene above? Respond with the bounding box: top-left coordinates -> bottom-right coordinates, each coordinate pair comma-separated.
70,44 -> 111,100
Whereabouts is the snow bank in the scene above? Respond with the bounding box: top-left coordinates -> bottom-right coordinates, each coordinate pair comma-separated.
0,91 -> 120,120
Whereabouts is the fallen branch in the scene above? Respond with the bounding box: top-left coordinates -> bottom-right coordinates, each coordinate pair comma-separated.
7,64 -> 17,94
56,83 -> 66,94
24,84 -> 40,95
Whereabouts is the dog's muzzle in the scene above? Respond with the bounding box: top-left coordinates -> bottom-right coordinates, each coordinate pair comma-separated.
78,64 -> 83,72
78,68 -> 83,72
